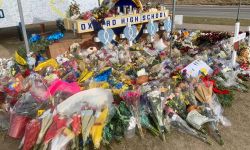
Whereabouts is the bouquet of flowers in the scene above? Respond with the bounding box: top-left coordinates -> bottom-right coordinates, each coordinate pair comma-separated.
103,101 -> 131,143
165,106 -> 211,144
147,90 -> 165,140
121,90 -> 144,138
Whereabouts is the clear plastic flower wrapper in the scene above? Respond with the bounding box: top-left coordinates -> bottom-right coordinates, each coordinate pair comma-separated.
202,104 -> 224,145
50,128 -> 75,150
53,91 -> 75,107
55,88 -> 114,117
147,89 -> 166,140
186,109 -> 215,130
36,110 -> 53,145
208,95 -> 231,127
120,90 -> 144,138
22,73 -> 49,102
165,106 -> 210,144
13,92 -> 47,117
124,116 -> 136,138
0,110 -> 9,131
218,70 -> 248,92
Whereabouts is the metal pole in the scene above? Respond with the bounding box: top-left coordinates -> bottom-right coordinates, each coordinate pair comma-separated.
248,26 -> 250,47
236,0 -> 241,22
169,0 -> 176,57
17,0 -> 30,54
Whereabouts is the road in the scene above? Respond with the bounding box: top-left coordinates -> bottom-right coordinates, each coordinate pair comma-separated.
166,5 -> 250,19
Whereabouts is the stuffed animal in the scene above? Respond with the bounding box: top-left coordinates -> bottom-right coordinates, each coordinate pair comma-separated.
237,48 -> 250,64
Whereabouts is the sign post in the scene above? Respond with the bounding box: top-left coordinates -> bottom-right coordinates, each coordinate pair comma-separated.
169,0 -> 176,57
17,0 -> 30,54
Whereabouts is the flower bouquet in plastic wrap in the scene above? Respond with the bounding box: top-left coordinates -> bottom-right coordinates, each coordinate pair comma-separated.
147,88 -> 166,140
103,101 -> 132,144
120,89 -> 144,138
164,106 -> 211,144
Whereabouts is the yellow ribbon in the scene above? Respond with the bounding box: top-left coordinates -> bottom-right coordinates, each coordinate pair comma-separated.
78,69 -> 94,83
34,59 -> 59,72
0,0 -> 3,7
15,51 -> 27,65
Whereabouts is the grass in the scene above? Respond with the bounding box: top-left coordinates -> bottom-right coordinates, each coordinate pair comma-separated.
184,16 -> 250,26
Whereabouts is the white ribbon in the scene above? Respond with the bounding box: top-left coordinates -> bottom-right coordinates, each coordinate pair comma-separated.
103,29 -> 110,45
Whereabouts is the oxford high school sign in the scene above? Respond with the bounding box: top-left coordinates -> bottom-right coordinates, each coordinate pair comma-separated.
64,10 -> 169,33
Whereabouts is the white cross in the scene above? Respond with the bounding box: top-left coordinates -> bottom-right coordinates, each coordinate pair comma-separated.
230,22 -> 247,45
230,22 -> 247,67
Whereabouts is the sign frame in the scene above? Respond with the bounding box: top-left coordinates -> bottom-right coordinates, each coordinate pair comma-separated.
0,9 -> 4,18
66,10 -> 169,34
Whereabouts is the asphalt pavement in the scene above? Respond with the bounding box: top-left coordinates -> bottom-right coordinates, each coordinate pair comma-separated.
166,5 -> 250,19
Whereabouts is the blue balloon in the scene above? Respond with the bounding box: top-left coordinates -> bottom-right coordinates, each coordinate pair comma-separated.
164,19 -> 172,32
147,22 -> 158,36
98,29 -> 114,45
123,25 -> 137,41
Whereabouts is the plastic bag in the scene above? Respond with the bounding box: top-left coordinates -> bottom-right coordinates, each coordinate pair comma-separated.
56,88 -> 114,117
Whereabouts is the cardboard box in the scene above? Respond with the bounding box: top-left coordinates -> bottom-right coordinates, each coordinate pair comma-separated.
47,39 -> 83,58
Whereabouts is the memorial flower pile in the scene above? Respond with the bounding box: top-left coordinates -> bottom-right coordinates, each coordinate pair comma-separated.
0,29 -> 249,149
1,1 -> 250,148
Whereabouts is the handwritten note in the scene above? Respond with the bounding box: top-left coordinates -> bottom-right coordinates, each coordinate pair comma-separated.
182,59 -> 213,78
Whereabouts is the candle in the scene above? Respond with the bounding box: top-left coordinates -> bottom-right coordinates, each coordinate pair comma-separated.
94,37 -> 100,42
133,8 -> 137,14
161,6 -> 164,11
117,6 -> 120,14
123,6 -> 127,15
129,5 -> 132,14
